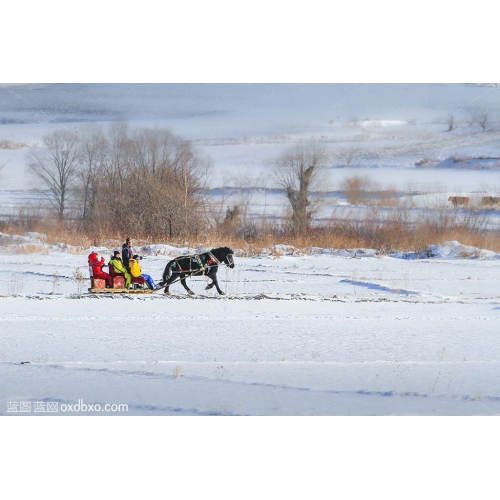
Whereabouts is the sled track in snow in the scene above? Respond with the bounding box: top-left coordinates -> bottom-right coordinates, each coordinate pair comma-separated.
1,292 -> 500,305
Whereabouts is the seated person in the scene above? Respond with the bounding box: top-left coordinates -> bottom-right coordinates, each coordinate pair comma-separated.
109,250 -> 132,289
88,251 -> 112,288
129,254 -> 157,290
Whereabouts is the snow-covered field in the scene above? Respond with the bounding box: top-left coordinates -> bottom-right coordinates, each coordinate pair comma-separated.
1,235 -> 500,416
4,7 -> 500,495
1,83 -> 500,418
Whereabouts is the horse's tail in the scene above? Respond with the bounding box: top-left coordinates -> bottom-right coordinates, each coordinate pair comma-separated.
159,259 -> 174,285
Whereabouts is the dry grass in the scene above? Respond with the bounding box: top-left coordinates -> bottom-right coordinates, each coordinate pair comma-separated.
339,175 -> 402,207
3,206 -> 500,256
458,248 -> 482,259
373,190 -> 400,207
0,139 -> 29,149
415,158 -> 437,168
18,244 -> 49,254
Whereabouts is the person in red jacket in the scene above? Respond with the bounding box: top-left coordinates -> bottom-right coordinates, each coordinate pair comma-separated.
88,252 -> 112,288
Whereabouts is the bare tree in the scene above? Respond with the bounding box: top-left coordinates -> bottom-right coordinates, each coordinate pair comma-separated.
335,147 -> 361,167
26,130 -> 81,223
446,115 -> 456,131
213,170 -> 270,237
76,126 -> 108,231
272,140 -> 328,235
203,171 -> 236,230
226,170 -> 269,225
104,121 -> 133,192
471,109 -> 490,132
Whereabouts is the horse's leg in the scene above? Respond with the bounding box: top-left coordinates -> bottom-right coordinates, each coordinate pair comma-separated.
163,274 -> 177,295
205,269 -> 215,290
209,270 -> 225,295
160,262 -> 173,286
160,262 -> 173,293
181,277 -> 195,295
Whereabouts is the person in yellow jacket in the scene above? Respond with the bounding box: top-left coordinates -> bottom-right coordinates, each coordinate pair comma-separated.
109,251 -> 132,289
129,254 -> 157,290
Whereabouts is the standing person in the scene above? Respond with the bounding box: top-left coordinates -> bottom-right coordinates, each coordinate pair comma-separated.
122,237 -> 134,271
129,254 -> 158,290
110,250 -> 132,289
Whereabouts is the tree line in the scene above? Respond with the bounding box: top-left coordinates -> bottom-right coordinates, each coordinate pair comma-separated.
26,123 -> 327,240
21,124 -> 500,254
26,123 -> 213,239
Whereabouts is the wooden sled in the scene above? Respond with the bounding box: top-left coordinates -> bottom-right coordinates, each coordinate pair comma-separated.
88,277 -> 152,294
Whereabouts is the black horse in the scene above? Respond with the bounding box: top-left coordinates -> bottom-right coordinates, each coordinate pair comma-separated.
158,247 -> 235,295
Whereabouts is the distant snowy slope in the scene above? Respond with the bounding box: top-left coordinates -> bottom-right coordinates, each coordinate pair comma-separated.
1,83 -> 499,139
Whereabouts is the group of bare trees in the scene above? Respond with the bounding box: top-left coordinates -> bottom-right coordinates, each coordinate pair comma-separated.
25,126 -> 498,253
26,126 -> 328,239
27,123 -> 212,239
444,109 -> 494,133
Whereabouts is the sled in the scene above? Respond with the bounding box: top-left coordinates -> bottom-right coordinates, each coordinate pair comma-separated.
88,275 -> 152,294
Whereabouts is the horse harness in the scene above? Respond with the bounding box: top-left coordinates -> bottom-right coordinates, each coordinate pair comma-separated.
171,252 -> 221,275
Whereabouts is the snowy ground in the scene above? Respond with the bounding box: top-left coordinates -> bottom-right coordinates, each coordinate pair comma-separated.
2,237 -> 500,416
2,83 -> 500,416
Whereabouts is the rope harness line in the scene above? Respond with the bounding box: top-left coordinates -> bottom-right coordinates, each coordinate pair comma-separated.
224,263 -> 237,295
170,253 -> 219,275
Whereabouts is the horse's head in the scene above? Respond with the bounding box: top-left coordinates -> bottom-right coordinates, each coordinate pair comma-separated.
210,247 -> 234,269
212,247 -> 235,269
225,251 -> 235,269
